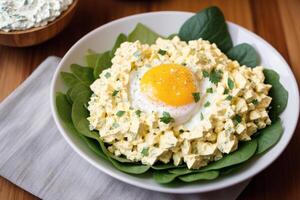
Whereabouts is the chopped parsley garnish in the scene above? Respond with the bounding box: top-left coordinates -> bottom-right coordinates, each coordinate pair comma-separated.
209,69 -> 222,84
206,87 -> 213,93
202,70 -> 210,78
227,78 -> 234,90
112,122 -> 119,128
252,99 -> 259,105
160,112 -> 175,124
135,110 -> 141,117
233,115 -> 242,124
192,92 -> 200,102
226,95 -> 233,100
104,72 -> 111,78
116,110 -> 125,117
158,49 -> 167,55
204,101 -> 211,107
112,90 -> 119,96
224,88 -> 229,94
141,147 -> 149,156
200,112 -> 204,120
179,129 -> 184,133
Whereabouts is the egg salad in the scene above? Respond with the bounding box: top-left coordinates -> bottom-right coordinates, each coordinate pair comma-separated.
87,36 -> 272,169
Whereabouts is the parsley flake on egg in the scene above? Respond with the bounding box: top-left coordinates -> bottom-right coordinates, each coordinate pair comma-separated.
160,112 -> 175,124
209,69 -> 222,84
158,49 -> 167,55
192,92 -> 200,102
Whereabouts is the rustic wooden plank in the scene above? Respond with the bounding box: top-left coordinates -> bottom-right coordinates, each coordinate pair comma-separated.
277,0 -> 300,84
150,0 -> 254,30
239,0 -> 300,199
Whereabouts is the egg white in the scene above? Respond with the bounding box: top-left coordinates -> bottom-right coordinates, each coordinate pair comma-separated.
129,66 -> 216,126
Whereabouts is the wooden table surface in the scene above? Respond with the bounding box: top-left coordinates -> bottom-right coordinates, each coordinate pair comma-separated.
0,0 -> 299,199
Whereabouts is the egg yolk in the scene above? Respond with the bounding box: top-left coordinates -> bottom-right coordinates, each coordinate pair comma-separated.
140,64 -> 197,106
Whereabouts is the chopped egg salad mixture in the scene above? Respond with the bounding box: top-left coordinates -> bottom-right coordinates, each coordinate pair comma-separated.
87,36 -> 272,169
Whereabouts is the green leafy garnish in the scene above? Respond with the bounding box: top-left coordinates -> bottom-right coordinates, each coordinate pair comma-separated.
255,119 -> 283,154
61,72 -> 81,88
226,95 -> 233,100
93,51 -> 112,79
104,72 -> 111,78
112,90 -> 119,96
192,92 -> 200,102
110,33 -> 127,57
135,110 -> 141,117
200,112 -> 204,120
202,70 -> 209,78
206,87 -> 213,93
56,93 -> 106,159
141,147 -> 149,156
116,110 -> 125,117
263,69 -> 288,120
224,88 -> 229,94
128,23 -> 160,45
227,43 -> 258,67
251,99 -> 259,105
178,171 -> 219,182
209,69 -> 222,84
178,6 -> 233,52
70,64 -> 95,85
204,101 -> 211,107
158,49 -> 167,55
153,170 -> 179,184
227,78 -> 234,90
160,112 -> 174,124
233,115 -> 242,124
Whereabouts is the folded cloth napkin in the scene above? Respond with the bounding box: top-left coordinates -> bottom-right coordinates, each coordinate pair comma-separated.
0,57 -> 250,200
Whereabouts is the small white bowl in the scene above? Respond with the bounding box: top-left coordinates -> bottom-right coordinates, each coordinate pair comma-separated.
50,11 -> 299,193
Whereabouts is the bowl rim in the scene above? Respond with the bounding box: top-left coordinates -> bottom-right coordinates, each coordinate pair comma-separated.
50,11 -> 299,193
0,0 -> 79,35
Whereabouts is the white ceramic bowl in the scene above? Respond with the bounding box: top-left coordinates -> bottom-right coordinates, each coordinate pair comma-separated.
50,11 -> 299,193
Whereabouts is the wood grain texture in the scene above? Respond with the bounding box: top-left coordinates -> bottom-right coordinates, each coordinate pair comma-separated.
0,0 -> 299,199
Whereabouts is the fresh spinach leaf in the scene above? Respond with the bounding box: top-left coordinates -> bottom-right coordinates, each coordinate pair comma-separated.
71,64 -> 95,85
128,23 -> 161,45
255,119 -> 283,154
110,33 -> 127,58
66,88 -> 73,104
61,72 -> 80,88
263,69 -> 288,120
69,83 -> 91,102
98,140 -> 133,163
93,51 -> 112,79
56,92 -> 106,159
167,33 -> 177,39
169,140 -> 257,175
220,164 -> 243,176
153,170 -> 179,183
227,43 -> 258,67
71,93 -> 99,140
151,163 -> 185,170
178,6 -> 233,52
178,171 -> 219,182
86,52 -> 102,68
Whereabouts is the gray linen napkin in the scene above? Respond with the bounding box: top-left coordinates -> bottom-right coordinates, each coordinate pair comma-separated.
0,57 -> 250,200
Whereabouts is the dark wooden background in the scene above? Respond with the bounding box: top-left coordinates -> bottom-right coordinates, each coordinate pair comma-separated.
0,0 -> 299,199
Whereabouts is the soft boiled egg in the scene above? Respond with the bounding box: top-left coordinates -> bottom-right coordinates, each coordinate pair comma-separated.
130,63 -> 204,125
